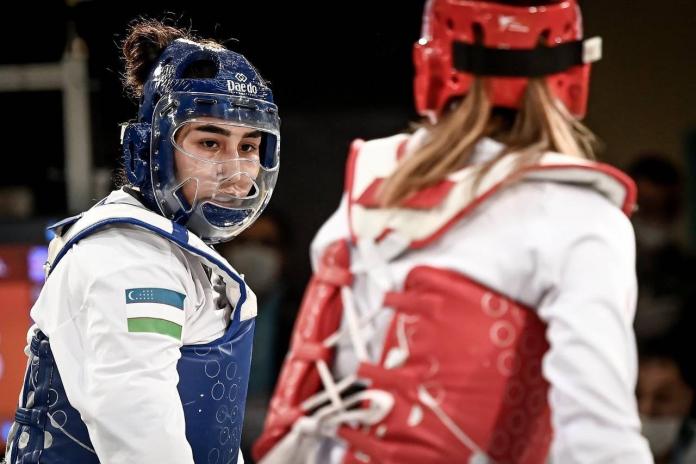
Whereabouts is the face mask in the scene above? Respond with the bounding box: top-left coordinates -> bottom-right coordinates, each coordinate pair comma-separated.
226,242 -> 282,295
641,414 -> 683,457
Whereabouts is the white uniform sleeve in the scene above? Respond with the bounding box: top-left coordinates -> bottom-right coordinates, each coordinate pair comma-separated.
75,234 -> 195,463
535,188 -> 653,463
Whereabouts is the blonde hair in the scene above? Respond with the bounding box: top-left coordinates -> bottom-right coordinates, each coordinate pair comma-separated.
379,78 -> 598,207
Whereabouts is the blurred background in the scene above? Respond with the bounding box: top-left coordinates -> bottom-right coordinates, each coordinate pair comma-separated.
1,1 -> 696,462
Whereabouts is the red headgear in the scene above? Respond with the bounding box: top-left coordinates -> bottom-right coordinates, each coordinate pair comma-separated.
414,0 -> 601,119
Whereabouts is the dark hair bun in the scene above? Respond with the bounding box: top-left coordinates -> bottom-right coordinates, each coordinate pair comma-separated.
122,19 -> 189,98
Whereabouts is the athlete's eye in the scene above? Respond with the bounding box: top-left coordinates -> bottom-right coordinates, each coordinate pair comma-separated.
200,140 -> 219,150
239,143 -> 259,154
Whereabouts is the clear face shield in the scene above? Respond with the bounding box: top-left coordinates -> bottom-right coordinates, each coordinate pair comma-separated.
151,92 -> 280,243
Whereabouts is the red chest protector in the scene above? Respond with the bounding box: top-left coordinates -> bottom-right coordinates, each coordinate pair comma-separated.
254,135 -> 636,463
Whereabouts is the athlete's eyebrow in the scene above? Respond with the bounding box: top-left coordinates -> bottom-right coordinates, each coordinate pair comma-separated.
194,124 -> 231,136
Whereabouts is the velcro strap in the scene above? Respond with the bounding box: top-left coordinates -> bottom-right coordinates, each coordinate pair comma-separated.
17,450 -> 42,464
14,407 -> 46,428
29,332 -> 52,358
453,39 -> 587,77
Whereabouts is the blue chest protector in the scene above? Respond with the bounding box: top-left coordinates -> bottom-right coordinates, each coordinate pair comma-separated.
7,206 -> 255,464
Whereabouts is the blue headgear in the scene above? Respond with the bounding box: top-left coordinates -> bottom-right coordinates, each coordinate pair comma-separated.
121,39 -> 280,244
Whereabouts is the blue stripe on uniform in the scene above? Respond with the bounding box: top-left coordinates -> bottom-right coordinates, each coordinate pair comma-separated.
125,288 -> 186,310
171,222 -> 189,244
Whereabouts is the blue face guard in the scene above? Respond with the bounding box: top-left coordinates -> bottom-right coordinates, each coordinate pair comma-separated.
151,92 -> 280,243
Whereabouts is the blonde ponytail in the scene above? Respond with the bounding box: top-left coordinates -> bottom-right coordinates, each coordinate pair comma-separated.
379,78 -> 597,207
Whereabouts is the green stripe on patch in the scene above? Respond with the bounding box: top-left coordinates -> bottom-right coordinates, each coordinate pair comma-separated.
125,288 -> 185,309
127,317 -> 182,340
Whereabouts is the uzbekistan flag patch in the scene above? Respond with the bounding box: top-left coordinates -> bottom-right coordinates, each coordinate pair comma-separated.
125,288 -> 186,340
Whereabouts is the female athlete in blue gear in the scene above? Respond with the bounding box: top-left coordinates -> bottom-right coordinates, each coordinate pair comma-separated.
5,19 -> 280,464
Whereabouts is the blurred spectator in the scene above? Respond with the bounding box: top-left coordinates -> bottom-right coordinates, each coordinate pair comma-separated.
628,154 -> 695,342
0,187 -> 33,218
638,338 -> 696,463
216,209 -> 300,462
